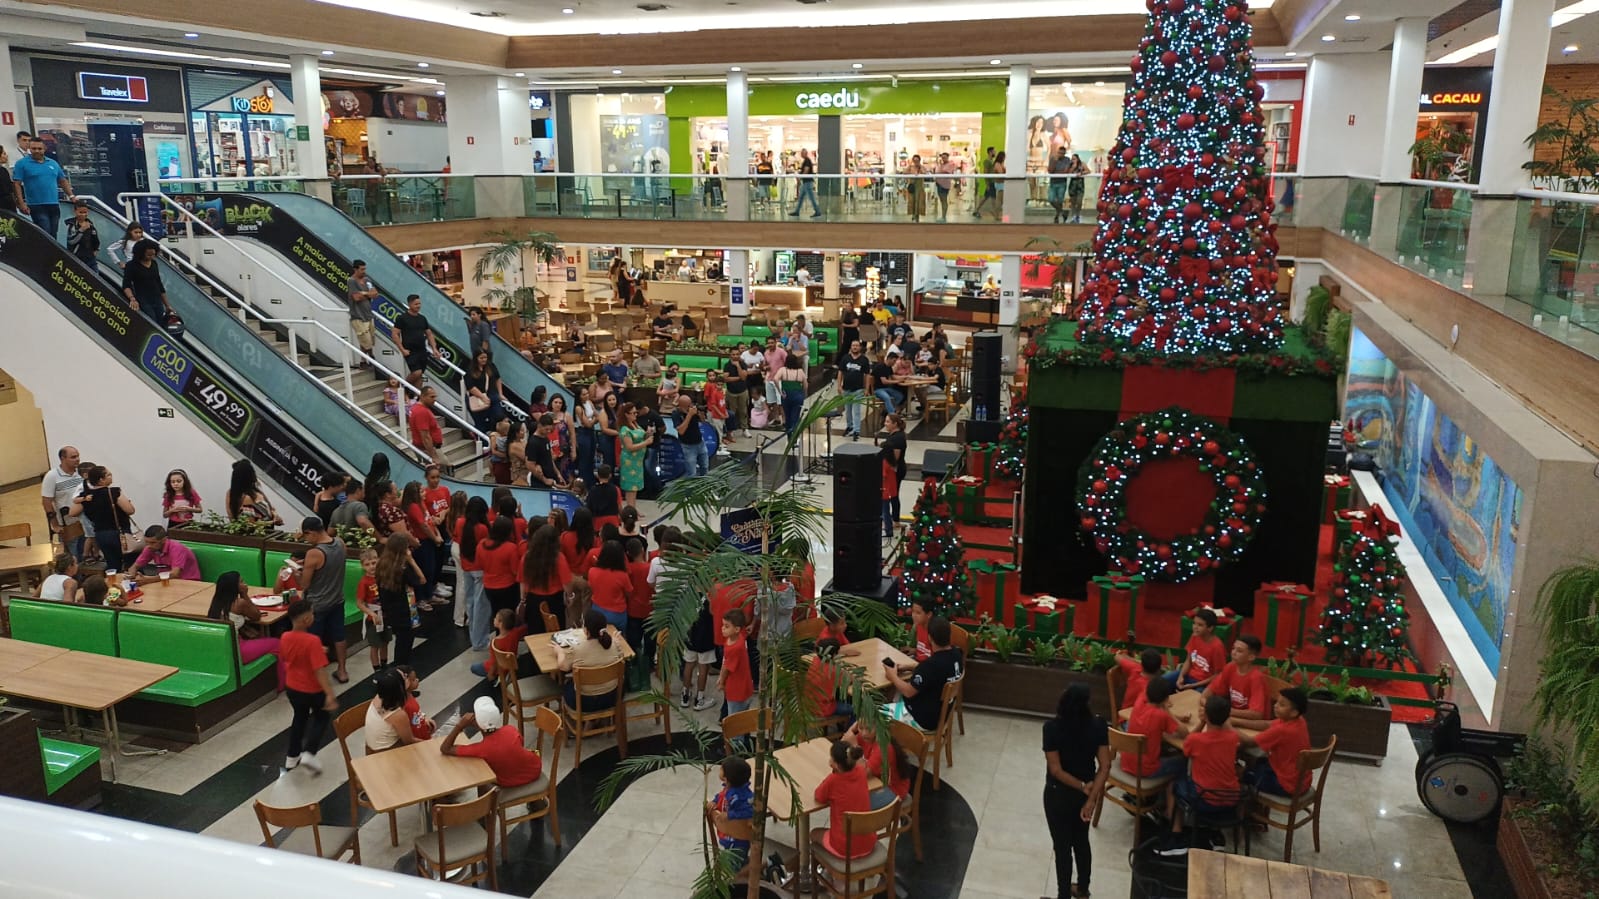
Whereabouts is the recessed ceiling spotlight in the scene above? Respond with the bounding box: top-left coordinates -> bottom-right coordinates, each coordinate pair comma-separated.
1344,13 -> 1361,21
183,32 -> 199,39
418,62 -> 430,67
1565,43 -> 1580,53
1094,80 -> 1105,86
852,62 -> 863,69
515,71 -> 526,76
730,66 -> 742,72
1285,51 -> 1297,57
989,58 -> 1002,65
1320,34 -> 1336,42
435,90 -> 445,96
612,68 -> 623,74
321,50 -> 335,56
561,6 -> 575,11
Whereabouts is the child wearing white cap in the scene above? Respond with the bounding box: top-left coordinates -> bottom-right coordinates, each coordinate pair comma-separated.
441,697 -> 543,788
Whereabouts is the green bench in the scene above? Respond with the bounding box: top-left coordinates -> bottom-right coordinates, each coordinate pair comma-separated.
264,551 -> 366,628
9,600 -> 118,655
116,614 -> 259,707
189,542 -> 266,585
39,736 -> 100,796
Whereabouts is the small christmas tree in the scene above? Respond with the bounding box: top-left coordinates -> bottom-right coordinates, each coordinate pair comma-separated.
1315,520 -> 1413,668
900,480 -> 975,616
1077,0 -> 1284,355
994,389 -> 1029,481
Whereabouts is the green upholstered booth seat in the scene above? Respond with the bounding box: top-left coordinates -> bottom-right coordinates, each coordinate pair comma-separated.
39,736 -> 99,795
187,542 -> 266,586
115,614 -> 239,707
9,600 -> 117,656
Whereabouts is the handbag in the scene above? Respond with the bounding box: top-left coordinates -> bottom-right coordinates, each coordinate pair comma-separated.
468,394 -> 490,413
111,487 -> 140,555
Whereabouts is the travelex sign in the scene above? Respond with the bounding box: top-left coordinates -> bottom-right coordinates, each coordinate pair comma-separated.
795,89 -> 862,110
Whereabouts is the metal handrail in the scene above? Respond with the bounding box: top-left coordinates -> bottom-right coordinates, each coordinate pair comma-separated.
1518,187 -> 1599,204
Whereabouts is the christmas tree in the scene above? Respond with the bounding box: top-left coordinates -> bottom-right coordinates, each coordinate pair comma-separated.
1315,519 -> 1413,668
994,389 -> 1029,481
900,480 -> 975,616
1077,0 -> 1284,355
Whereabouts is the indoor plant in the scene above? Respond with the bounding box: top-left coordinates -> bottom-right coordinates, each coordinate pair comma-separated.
1501,737 -> 1599,898
1523,86 -> 1599,194
470,228 -> 562,325
1408,119 -> 1472,208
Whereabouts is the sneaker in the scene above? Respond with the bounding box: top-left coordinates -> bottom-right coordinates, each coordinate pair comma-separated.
694,695 -> 718,711
1154,837 -> 1189,857
284,755 -> 300,770
299,752 -> 322,774
811,213 -> 822,219
681,689 -> 693,707
434,585 -> 453,598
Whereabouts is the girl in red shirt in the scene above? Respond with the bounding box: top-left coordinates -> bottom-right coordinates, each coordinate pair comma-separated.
478,517 -> 523,619
455,497 -> 492,652
586,539 -> 633,631
811,740 -> 877,859
625,537 -> 654,669
401,481 -> 441,611
561,507 -> 597,577
521,524 -> 571,631
845,721 -> 909,809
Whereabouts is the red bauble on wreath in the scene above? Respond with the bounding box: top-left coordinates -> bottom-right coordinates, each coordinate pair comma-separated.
1075,406 -> 1268,583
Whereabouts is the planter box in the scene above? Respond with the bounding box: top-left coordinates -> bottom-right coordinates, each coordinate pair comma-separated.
262,536 -> 312,555
1306,693 -> 1391,762
962,656 -> 1113,720
0,707 -> 47,802
169,526 -> 268,550
1498,799 -> 1553,899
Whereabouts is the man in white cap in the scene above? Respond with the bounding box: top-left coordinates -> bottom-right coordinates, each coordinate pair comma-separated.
440,697 -> 543,788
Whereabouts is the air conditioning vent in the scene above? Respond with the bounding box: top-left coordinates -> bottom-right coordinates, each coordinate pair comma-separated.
636,2 -> 670,10
469,10 -> 506,16
796,0 -> 829,5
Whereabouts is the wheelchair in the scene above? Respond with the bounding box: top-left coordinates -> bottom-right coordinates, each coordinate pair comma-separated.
1414,700 -> 1525,824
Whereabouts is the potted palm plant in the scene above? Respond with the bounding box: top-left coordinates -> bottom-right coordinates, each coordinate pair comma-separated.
1408,121 -> 1472,208
470,229 -> 562,326
598,394 -> 901,899
1523,87 -> 1599,194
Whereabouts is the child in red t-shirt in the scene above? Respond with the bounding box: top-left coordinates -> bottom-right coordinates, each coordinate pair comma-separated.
1120,677 -> 1190,779
718,608 -> 755,715
907,597 -> 933,662
471,608 -> 528,682
1167,694 -> 1241,835
1206,634 -> 1270,730
1169,607 -> 1228,691
844,720 -> 909,809
1114,647 -> 1165,712
811,740 -> 878,859
355,548 -> 386,670
395,665 -> 435,740
625,538 -> 654,671
1239,686 -> 1312,796
824,609 -> 852,648
806,638 -> 847,719
279,600 -> 337,772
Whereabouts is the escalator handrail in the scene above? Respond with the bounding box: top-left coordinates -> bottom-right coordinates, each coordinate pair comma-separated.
96,197 -> 491,447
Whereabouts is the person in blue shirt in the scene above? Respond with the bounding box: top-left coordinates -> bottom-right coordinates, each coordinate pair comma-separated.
13,137 -> 73,239
708,755 -> 756,870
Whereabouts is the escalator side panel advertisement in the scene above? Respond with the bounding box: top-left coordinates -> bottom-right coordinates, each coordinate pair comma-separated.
0,211 -> 334,507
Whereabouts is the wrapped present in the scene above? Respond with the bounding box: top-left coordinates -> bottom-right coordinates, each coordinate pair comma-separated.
1077,573 -> 1143,641
1321,475 -> 1352,525
967,442 -> 995,480
1251,581 -> 1311,649
942,478 -> 985,524
1179,604 -> 1240,647
1333,508 -> 1367,545
1014,596 -> 1075,635
969,559 -> 1020,624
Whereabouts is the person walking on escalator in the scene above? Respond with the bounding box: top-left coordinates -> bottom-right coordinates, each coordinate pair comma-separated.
65,201 -> 99,266
391,294 -> 439,389
0,147 -> 16,215
121,239 -> 172,326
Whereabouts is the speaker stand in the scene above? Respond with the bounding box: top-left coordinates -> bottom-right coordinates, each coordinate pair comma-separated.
805,412 -> 836,476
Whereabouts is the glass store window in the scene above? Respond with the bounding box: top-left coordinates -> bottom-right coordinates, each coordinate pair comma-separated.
185,73 -> 300,178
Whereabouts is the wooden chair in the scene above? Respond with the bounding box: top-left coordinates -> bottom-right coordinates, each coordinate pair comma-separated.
721,706 -> 773,756
793,617 -> 827,644
915,676 -> 962,790
1246,737 -> 1338,862
561,658 -> 626,765
1107,665 -> 1128,717
539,601 -> 561,634
332,700 -> 398,847
810,798 -> 902,898
889,720 -> 931,860
623,631 -> 673,746
947,625 -> 970,736
1094,728 -> 1179,844
254,800 -> 360,864
493,645 -> 560,741
415,787 -> 499,890
496,706 -> 563,858
0,523 -> 33,546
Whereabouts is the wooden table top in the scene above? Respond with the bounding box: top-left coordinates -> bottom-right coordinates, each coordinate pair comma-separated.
349,738 -> 497,814
769,737 -> 882,821
136,579 -> 218,607
836,638 -> 916,691
0,651 -> 178,711
0,639 -> 71,678
0,544 -> 55,575
525,628 -> 635,674
141,589 -> 286,627
1120,684 -> 1204,724
1188,849 -> 1392,898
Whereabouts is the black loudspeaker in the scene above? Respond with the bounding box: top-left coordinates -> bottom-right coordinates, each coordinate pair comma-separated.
965,419 -> 1002,444
832,443 -> 882,523
920,448 -> 963,480
969,331 -> 1002,420
833,519 -> 883,592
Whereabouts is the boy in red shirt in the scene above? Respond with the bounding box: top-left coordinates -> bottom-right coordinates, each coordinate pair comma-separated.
355,548 -> 387,670
710,580 -> 757,651
907,597 -> 933,662
718,608 -> 756,716
1206,634 -> 1270,731
442,697 -> 541,788
1120,677 -> 1190,780
806,638 -> 850,720
395,665 -> 436,740
1238,686 -> 1312,796
471,608 -> 528,682
1114,647 -> 1164,712
1168,607 -> 1227,691
279,600 -> 338,773
1166,694 -> 1241,837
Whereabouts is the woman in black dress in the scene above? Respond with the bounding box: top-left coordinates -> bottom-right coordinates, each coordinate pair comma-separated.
1042,683 -> 1110,899
462,350 -> 505,433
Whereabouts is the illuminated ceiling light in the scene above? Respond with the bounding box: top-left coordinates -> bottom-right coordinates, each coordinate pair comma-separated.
1565,43 -> 1581,53
852,62 -> 863,69
1284,51 -> 1297,57
418,62 -> 430,68
183,32 -> 199,38
1344,13 -> 1361,21
515,71 -> 526,76
988,58 -> 1002,65
612,68 -> 623,74
321,50 -> 335,56
435,89 -> 445,95
729,66 -> 741,71
1320,33 -> 1336,42
561,6 -> 575,11
1094,80 -> 1105,86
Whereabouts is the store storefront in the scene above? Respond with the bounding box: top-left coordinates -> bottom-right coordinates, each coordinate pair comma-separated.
22,55 -> 189,202
186,71 -> 301,178
321,87 -> 449,175
1416,68 -> 1491,183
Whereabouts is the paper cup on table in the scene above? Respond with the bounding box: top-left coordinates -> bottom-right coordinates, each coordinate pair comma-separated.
159,571 -> 171,587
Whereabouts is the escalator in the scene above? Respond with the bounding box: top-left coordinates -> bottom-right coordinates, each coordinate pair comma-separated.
18,207 -> 575,521
153,190 -> 571,412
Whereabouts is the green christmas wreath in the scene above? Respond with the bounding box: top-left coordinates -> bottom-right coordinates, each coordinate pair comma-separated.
1076,406 -> 1268,583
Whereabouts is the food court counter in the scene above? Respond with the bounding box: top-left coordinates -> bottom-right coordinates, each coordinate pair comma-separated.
913,281 -> 999,326
646,279 -> 728,310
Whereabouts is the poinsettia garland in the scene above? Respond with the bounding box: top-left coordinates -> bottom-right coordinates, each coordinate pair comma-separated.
1076,406 -> 1267,583
1023,334 -> 1340,378
994,389 -> 1029,481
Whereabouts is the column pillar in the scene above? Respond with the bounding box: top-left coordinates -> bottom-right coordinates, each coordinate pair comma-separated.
726,248 -> 750,323
0,42 -> 20,139
823,252 -> 841,300
999,254 -> 1022,369
1289,261 -> 1325,324
725,71 -> 749,222
447,75 -> 534,218
1002,65 -> 1031,223
288,55 -> 330,201
1379,20 -> 1429,184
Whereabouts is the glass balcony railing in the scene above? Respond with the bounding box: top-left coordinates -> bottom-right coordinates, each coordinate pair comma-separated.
1340,177 -> 1376,243
1507,190 -> 1599,340
329,175 -> 477,226
1393,182 -> 1473,286
157,176 -> 307,194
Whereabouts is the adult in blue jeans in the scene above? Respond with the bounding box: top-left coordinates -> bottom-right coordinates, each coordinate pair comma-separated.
13,138 -> 73,239
870,350 -> 903,417
836,339 -> 870,439
879,413 -> 907,538
777,351 -> 808,436
672,394 -> 710,477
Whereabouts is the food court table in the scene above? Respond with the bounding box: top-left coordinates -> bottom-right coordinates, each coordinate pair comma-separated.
348,737 -> 497,815
0,544 -> 55,592
770,736 -> 884,889
525,627 -> 635,675
0,638 -> 69,678
0,648 -> 178,780
1120,684 -> 1203,723
835,638 -> 915,691
1188,848 -> 1392,898
144,589 -> 287,628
